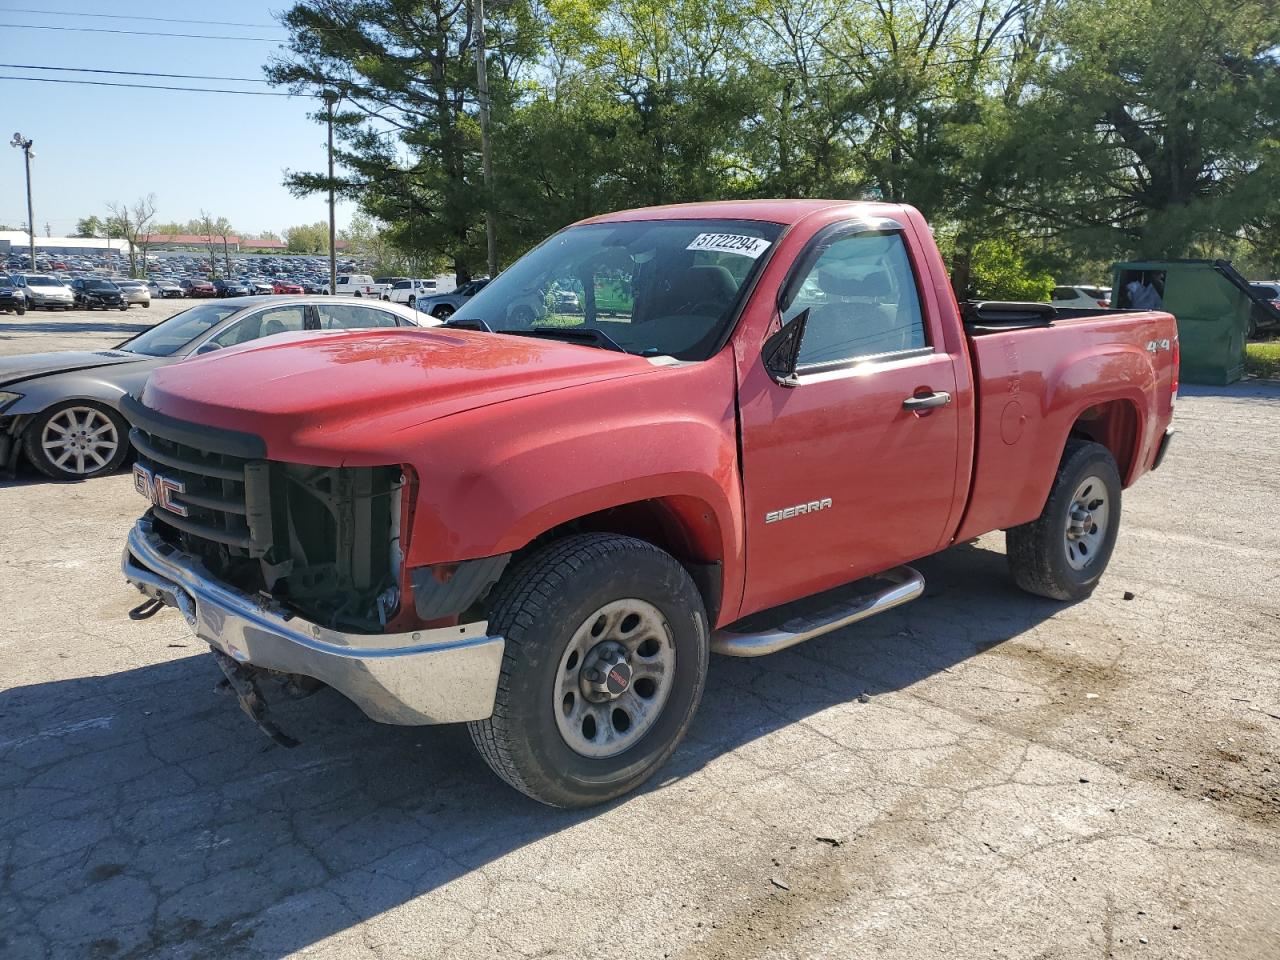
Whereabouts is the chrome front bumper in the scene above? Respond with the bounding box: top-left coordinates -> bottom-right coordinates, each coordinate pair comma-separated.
121,519 -> 505,725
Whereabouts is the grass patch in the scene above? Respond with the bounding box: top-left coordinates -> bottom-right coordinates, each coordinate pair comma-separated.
1246,341 -> 1280,380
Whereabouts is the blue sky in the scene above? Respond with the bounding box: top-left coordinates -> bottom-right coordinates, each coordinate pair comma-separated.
1,1 -> 357,237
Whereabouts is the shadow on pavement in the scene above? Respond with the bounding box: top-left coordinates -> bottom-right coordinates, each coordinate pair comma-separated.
0,539 -> 1065,958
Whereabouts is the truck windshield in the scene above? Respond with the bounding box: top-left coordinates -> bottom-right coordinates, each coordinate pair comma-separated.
450,218 -> 784,360
118,302 -> 242,356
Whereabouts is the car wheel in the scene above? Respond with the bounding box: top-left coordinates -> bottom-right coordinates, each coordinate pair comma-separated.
354,291 -> 362,298
468,533 -> 710,808
432,304 -> 455,320
407,295 -> 416,308
143,302 -> 150,308
23,401 -> 131,481
120,304 -> 129,311
15,304 -> 24,315
1006,440 -> 1122,601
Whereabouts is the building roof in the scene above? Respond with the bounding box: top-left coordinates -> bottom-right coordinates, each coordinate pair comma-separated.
139,233 -> 240,245
0,231 -> 129,252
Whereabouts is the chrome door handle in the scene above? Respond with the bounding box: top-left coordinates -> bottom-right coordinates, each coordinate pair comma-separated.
902,391 -> 952,411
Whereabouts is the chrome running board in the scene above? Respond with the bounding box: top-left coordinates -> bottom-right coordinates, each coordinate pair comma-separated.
711,565 -> 924,657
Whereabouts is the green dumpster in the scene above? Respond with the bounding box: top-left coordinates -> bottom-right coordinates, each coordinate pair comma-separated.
1111,259 -> 1252,386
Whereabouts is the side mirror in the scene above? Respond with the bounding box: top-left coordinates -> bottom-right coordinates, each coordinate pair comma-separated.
762,308 -> 809,387
193,341 -> 222,355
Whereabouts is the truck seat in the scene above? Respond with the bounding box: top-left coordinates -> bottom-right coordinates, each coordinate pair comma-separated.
800,268 -> 916,364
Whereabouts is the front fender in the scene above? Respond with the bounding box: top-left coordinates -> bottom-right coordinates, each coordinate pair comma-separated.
399,352 -> 745,610
3,366 -> 158,417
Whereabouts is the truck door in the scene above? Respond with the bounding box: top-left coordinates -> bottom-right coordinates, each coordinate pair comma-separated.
738,223 -> 961,614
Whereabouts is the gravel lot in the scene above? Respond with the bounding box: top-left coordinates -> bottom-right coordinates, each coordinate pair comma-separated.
1,309 -> 1277,959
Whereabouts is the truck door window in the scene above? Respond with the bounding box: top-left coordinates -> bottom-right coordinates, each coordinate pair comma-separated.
786,231 -> 927,367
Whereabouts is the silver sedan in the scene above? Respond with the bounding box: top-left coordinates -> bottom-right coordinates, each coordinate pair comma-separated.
15,274 -> 75,310
115,279 -> 152,308
0,296 -> 431,480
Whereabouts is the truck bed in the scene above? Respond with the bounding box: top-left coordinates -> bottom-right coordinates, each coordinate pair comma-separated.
953,302 -> 1178,542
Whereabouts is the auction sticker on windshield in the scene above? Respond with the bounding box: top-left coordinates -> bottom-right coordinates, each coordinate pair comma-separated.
686,233 -> 772,259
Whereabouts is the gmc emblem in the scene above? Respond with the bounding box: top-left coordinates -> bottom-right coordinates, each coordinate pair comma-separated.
133,463 -> 189,517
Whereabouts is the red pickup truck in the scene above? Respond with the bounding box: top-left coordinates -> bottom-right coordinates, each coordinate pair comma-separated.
121,200 -> 1177,807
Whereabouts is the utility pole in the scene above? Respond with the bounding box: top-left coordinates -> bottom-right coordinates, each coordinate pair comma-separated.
324,90 -> 339,294
473,0 -> 497,278
10,133 -> 35,272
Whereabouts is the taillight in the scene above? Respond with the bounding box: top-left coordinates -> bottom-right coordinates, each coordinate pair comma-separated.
1170,336 -> 1180,403
1097,299 -> 1110,308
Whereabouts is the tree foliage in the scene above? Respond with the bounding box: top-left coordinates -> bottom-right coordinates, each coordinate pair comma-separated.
269,0 -> 1280,289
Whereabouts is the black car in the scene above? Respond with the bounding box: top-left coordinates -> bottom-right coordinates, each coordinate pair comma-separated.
0,278 -> 26,315
70,278 -> 127,311
213,279 -> 250,298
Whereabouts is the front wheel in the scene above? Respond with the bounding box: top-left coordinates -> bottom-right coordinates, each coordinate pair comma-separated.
431,304 -> 455,320
23,401 -> 131,481
469,534 -> 710,808
407,295 -> 416,308
1006,440 -> 1122,601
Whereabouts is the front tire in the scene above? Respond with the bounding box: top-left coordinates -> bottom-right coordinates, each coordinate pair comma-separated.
432,304 -> 455,320
1006,440 -> 1122,601
469,534 -> 710,808
23,401 -> 130,481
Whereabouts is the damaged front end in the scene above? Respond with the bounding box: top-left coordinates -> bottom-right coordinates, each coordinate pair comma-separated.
119,396 -> 509,736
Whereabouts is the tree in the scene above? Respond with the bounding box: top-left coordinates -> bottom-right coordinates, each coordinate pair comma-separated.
197,210 -> 236,277
268,0 -> 541,282
993,0 -> 1280,259
286,221 -> 329,253
74,215 -> 103,239
107,194 -> 159,277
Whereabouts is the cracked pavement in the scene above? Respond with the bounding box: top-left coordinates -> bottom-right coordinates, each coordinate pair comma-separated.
1,311 -> 1277,958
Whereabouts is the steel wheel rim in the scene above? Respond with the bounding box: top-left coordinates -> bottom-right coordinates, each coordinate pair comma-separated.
1064,475 -> 1109,571
553,598 -> 677,759
41,406 -> 118,475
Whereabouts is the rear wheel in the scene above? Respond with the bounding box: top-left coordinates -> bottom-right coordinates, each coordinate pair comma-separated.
24,401 -> 130,481
1006,440 -> 1122,601
469,534 -> 710,808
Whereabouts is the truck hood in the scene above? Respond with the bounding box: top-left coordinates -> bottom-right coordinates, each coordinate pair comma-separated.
0,349 -> 144,389
140,327 -> 659,462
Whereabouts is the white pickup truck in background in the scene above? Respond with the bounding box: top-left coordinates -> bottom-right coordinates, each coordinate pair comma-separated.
334,274 -> 389,298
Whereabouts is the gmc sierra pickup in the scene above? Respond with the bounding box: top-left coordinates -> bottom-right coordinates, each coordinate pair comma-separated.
121,200 -> 1177,807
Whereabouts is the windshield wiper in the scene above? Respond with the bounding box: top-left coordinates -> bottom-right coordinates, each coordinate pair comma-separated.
499,326 -> 628,353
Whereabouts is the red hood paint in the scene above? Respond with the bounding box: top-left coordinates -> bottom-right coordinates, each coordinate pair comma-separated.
140,327 -> 657,464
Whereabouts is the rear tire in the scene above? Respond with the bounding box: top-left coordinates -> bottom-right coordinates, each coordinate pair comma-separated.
1006,440 -> 1122,601
468,534 -> 710,808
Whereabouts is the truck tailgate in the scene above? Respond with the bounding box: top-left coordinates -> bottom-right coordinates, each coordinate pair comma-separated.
953,309 -> 1177,542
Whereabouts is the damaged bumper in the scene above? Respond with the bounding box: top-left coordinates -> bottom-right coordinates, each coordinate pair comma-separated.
121,518 -> 505,725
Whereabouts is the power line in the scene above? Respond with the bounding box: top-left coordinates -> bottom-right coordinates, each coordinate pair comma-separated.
0,22 -> 282,42
0,6 -> 283,29
1,63 -> 271,84
0,75 -> 295,96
